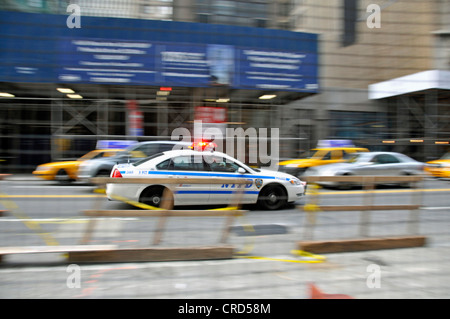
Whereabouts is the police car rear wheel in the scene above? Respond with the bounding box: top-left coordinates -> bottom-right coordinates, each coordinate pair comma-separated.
258,184 -> 287,210
140,186 -> 165,208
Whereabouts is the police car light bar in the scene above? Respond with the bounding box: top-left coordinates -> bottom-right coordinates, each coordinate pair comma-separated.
190,141 -> 217,151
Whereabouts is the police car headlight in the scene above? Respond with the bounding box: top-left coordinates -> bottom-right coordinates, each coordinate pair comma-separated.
289,178 -> 302,186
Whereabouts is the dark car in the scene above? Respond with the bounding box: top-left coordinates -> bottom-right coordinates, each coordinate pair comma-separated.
77,141 -> 191,182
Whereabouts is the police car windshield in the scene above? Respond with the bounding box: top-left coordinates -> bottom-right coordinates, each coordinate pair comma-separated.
132,153 -> 164,166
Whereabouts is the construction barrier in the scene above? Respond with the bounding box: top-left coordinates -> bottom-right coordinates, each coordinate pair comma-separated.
0,176 -> 249,264
71,176 -> 250,263
0,174 -> 120,263
298,175 -> 427,253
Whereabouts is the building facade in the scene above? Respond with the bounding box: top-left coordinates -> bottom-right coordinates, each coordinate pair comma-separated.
0,0 -> 448,173
0,4 -> 318,171
284,0 -> 449,160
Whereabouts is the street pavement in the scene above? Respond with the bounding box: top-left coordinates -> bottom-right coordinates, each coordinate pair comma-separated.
0,175 -> 449,299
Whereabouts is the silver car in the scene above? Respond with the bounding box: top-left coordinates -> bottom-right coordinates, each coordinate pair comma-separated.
303,151 -> 424,188
77,141 -> 190,182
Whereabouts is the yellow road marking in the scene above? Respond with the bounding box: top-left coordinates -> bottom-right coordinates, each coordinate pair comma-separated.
235,250 -> 326,264
235,256 -> 324,264
0,195 -> 59,246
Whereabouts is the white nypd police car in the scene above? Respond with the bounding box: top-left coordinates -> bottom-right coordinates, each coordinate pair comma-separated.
106,148 -> 306,210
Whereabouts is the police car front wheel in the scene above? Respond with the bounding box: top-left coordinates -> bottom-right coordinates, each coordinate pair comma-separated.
258,184 -> 287,210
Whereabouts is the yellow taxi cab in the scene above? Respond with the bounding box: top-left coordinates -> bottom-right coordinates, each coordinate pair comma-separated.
32,149 -> 123,183
278,140 -> 369,177
425,152 -> 450,178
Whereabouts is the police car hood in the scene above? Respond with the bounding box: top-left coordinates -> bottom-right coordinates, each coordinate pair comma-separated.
253,168 -> 301,181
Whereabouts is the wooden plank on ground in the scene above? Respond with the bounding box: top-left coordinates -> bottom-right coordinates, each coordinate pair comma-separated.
67,245 -> 235,263
297,236 -> 427,254
0,245 -> 117,255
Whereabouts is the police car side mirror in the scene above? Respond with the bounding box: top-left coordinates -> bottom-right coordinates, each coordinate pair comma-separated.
238,167 -> 246,174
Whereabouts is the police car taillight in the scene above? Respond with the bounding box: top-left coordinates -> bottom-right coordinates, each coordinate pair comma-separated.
112,169 -> 122,178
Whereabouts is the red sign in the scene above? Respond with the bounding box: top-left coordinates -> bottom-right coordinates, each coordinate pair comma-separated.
194,106 -> 227,124
127,100 -> 143,136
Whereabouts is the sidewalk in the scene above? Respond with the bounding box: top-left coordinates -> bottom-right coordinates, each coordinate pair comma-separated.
0,245 -> 448,298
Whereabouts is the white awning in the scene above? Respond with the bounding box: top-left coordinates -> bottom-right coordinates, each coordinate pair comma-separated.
368,70 -> 450,99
